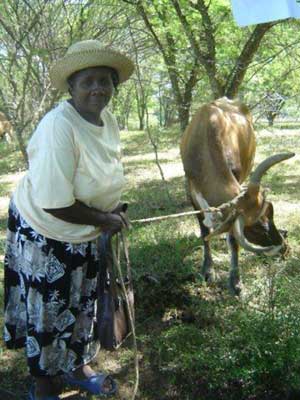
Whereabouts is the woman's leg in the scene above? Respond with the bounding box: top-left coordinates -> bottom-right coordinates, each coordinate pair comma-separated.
34,376 -> 64,398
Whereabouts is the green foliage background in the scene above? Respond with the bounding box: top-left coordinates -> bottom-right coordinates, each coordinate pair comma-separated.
0,1 -> 300,399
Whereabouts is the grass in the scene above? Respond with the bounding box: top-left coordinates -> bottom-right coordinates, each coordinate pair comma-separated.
255,120 -> 300,130
0,126 -> 300,399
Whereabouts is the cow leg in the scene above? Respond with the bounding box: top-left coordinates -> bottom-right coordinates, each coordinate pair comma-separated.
227,232 -> 241,295
199,218 -> 215,282
188,183 -> 215,281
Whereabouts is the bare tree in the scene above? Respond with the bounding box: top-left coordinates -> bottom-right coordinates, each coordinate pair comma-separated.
0,0 -> 134,164
122,0 -> 283,131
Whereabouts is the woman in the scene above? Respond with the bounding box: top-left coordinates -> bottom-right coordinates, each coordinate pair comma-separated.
3,39 -> 134,400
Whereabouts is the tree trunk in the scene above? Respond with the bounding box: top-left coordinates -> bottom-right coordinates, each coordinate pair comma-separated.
267,114 -> 275,126
139,119 -> 144,131
15,128 -> 28,167
178,104 -> 190,132
136,2 -> 199,133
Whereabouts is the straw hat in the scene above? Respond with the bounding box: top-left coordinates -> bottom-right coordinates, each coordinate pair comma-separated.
50,40 -> 134,92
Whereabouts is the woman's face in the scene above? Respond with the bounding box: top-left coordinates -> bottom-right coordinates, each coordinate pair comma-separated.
68,66 -> 115,116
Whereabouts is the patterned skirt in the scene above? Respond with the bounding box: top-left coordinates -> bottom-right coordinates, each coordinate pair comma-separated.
3,200 -> 100,376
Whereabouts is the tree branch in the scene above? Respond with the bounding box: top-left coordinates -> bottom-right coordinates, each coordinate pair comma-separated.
225,22 -> 280,98
136,2 -> 183,107
171,0 -> 223,97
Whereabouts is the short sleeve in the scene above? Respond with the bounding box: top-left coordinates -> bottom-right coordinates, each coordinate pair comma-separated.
28,115 -> 77,209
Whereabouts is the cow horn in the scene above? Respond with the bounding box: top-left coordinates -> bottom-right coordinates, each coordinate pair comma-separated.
250,152 -> 295,184
232,216 -> 282,255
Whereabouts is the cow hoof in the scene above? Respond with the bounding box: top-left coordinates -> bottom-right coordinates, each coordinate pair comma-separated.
229,274 -> 242,296
229,286 -> 241,296
201,270 -> 215,283
229,282 -> 242,296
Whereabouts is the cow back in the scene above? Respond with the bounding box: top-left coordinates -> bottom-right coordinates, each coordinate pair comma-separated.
180,97 -> 256,207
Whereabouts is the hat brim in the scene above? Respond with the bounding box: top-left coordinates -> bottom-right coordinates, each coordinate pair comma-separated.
50,49 -> 134,92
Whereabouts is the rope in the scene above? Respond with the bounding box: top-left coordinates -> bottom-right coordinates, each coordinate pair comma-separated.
131,208 -> 220,225
112,232 -> 139,400
109,206 -> 221,398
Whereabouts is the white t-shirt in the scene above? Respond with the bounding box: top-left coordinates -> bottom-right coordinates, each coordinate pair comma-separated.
13,101 -> 126,243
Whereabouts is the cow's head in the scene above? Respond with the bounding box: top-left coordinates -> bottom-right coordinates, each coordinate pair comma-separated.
243,202 -> 289,256
207,153 -> 294,256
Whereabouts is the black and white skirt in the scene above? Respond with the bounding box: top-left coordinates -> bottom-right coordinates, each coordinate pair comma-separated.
3,200 -> 101,376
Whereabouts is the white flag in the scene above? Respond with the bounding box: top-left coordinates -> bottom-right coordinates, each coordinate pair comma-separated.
231,0 -> 300,27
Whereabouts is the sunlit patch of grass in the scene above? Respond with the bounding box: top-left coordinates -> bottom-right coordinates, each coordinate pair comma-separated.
121,126 -> 181,156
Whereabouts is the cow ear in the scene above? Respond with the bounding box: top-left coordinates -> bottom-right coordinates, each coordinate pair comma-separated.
246,182 -> 260,198
265,202 -> 274,218
236,182 -> 260,213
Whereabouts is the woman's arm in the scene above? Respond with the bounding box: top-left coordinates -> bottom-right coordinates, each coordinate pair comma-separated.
44,200 -> 126,234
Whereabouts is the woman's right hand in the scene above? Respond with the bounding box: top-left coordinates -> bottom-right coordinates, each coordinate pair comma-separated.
98,212 -> 126,234
44,200 -> 129,234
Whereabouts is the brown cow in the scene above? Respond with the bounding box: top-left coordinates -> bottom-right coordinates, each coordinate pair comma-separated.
180,97 -> 294,295
0,112 -> 13,142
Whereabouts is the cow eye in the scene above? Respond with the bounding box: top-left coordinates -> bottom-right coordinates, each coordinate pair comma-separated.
258,218 -> 269,230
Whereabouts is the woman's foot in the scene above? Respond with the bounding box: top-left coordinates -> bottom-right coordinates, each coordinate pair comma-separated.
72,364 -> 97,380
70,365 -> 114,393
65,364 -> 116,395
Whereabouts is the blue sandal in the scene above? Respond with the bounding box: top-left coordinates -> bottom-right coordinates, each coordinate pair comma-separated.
64,372 -> 117,396
28,385 -> 61,400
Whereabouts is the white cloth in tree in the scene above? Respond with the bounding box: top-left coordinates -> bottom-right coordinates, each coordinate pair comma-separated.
231,0 -> 300,26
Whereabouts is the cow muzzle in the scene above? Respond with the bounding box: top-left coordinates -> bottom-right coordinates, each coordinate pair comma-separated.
233,216 -> 284,256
